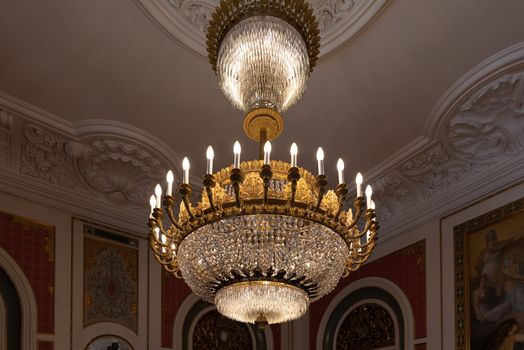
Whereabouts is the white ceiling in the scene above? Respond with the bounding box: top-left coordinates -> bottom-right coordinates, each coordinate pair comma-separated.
1,0 -> 523,180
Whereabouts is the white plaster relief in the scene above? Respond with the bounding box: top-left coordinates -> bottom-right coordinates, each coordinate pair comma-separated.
368,43 -> 524,237
400,142 -> 491,200
134,0 -> 390,59
71,139 -> 165,208
0,109 -> 13,168
0,92 -> 179,232
168,0 -> 215,33
20,124 -> 82,189
0,131 -> 9,168
313,0 -> 355,32
447,72 -> 524,160
20,123 -> 170,209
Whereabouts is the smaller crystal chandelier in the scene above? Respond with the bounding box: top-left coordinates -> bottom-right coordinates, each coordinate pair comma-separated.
147,0 -> 379,326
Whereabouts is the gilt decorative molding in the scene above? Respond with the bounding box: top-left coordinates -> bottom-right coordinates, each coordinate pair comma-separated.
368,42 -> 524,237
134,0 -> 391,59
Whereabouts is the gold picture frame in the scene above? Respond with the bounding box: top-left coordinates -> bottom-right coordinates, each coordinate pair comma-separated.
455,198 -> 524,350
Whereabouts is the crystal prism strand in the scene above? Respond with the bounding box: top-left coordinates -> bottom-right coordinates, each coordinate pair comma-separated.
217,16 -> 309,112
177,215 -> 349,302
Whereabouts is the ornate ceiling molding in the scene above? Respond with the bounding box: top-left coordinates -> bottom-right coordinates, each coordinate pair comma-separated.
368,42 -> 524,238
134,0 -> 391,59
0,92 -> 181,232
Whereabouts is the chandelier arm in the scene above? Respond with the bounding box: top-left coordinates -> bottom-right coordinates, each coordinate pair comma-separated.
344,197 -> 366,230
152,208 -> 170,238
354,240 -> 376,258
341,268 -> 351,278
348,225 -> 370,240
180,183 -> 195,220
347,262 -> 363,272
203,174 -> 218,212
287,166 -> 301,207
349,249 -> 373,264
149,225 -> 178,251
356,209 -> 377,238
163,196 -> 184,231
334,183 -> 348,220
260,164 -> 273,206
230,168 -> 244,208
358,236 -> 377,251
149,237 -> 177,266
162,260 -> 181,275
313,175 -> 327,212
340,236 -> 355,255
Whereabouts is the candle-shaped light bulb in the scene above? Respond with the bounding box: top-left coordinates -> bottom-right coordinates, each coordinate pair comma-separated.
337,158 -> 345,184
356,172 -> 363,197
149,194 -> 156,218
154,227 -> 160,240
290,143 -> 298,167
154,184 -> 162,208
182,157 -> 190,184
365,185 -> 373,208
206,146 -> 214,174
316,147 -> 325,175
233,141 -> 241,168
166,170 -> 174,196
264,141 -> 272,165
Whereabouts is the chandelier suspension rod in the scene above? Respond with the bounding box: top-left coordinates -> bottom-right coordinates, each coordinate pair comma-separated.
258,128 -> 268,160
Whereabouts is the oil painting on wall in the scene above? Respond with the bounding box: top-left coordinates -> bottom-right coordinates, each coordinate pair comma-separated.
455,198 -> 524,350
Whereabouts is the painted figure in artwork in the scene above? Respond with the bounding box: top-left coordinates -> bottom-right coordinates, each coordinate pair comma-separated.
473,274 -> 512,323
475,230 -> 515,291
503,252 -> 524,312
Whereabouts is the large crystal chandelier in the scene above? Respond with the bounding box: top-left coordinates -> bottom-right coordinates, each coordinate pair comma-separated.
148,0 -> 378,326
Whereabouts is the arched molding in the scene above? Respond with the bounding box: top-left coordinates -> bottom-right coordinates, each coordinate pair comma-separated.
0,247 -> 37,350
333,298 -> 399,350
79,323 -> 139,350
173,293 -> 274,350
424,41 -> 524,140
316,277 -> 414,350
366,41 -> 524,239
134,0 -> 391,61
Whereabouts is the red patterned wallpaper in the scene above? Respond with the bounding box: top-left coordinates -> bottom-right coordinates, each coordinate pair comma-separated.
161,270 -> 192,348
309,240 -> 427,347
0,211 -> 55,334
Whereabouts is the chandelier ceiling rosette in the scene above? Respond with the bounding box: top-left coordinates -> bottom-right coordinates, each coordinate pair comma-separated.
148,0 -> 378,327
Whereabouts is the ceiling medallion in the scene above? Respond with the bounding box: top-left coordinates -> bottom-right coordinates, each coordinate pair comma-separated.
135,0 -> 390,59
147,0 -> 379,326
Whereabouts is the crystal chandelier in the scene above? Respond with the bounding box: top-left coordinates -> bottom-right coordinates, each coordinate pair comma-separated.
148,0 -> 378,326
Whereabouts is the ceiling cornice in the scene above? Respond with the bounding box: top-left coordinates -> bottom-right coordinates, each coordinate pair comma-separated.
367,41 -> 524,240
0,92 -> 183,232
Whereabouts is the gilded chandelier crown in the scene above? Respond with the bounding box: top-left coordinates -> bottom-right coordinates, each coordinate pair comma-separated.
147,0 -> 379,326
